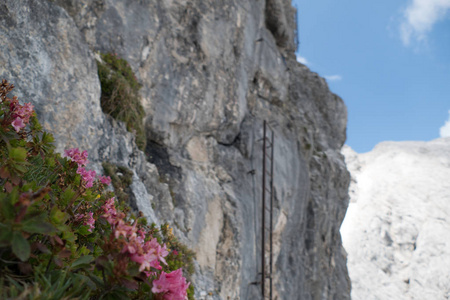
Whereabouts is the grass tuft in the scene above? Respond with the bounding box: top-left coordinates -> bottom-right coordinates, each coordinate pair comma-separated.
97,53 -> 146,150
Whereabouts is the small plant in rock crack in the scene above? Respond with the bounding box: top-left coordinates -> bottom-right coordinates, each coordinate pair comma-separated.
0,80 -> 191,300
97,52 -> 147,151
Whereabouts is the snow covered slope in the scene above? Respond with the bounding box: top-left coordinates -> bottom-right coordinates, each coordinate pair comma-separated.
341,139 -> 450,300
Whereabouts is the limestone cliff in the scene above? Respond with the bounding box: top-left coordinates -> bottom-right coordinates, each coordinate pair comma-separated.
342,140 -> 450,299
0,1 -> 350,299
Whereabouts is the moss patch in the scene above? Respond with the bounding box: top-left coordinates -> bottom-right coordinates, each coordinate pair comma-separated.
97,53 -> 146,150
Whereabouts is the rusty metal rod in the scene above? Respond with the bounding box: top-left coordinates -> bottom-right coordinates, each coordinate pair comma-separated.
261,120 -> 275,300
269,129 -> 275,300
261,120 -> 266,298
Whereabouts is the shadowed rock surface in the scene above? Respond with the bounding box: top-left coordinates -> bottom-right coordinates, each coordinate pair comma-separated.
0,0 -> 350,299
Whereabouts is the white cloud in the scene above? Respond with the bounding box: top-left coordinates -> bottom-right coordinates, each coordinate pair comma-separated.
324,75 -> 342,82
296,55 -> 309,65
440,110 -> 450,137
400,0 -> 450,46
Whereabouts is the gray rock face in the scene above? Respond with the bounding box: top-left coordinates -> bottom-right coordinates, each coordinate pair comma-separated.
0,0 -> 350,299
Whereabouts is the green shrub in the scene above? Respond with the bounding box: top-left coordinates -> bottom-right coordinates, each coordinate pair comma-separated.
0,80 -> 193,299
97,53 -> 146,150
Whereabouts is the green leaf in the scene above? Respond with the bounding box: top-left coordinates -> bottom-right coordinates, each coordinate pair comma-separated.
71,255 -> 94,269
79,245 -> 90,256
45,156 -> 55,167
0,223 -> 12,247
42,132 -> 54,144
87,274 -> 104,287
9,147 -> 27,162
0,192 -> 15,221
72,273 -> 97,290
14,164 -> 28,173
21,182 -> 36,191
29,116 -> 42,131
62,230 -> 76,244
73,175 -> 81,186
56,224 -> 70,233
76,225 -> 91,236
0,127 -> 18,144
12,231 -> 30,261
50,207 -> 68,225
22,217 -> 56,234
103,289 -> 128,300
61,187 -> 76,207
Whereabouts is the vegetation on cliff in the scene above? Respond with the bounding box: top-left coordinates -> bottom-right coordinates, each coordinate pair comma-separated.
97,53 -> 146,151
0,80 -> 193,299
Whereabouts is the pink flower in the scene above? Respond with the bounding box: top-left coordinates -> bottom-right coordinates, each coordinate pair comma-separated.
137,229 -> 146,244
172,250 -> 178,256
99,175 -> 112,185
158,243 -> 169,266
102,197 -> 118,224
151,269 -> 190,300
11,117 -> 25,132
122,241 -> 138,254
74,213 -> 85,221
65,148 -> 89,166
23,102 -> 34,113
74,212 -> 95,232
126,238 -> 169,272
77,167 -> 96,188
9,101 -> 34,132
103,197 -> 116,210
143,271 -> 157,278
85,212 -> 96,232
130,241 -> 159,272
99,197 -> 175,282
14,103 -> 33,120
115,220 -> 132,239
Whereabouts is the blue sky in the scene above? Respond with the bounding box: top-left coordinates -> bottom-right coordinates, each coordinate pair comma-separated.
292,0 -> 450,153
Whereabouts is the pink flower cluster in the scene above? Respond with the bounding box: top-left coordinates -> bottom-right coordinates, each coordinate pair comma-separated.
75,212 -> 96,232
101,198 -> 169,273
102,197 -> 119,224
64,148 -> 93,188
76,167 -> 96,188
64,148 -> 88,166
129,237 -> 169,272
9,100 -> 34,132
152,269 -> 190,300
64,148 -> 111,188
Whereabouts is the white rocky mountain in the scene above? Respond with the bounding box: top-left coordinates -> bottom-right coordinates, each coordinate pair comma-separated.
341,139 -> 450,300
